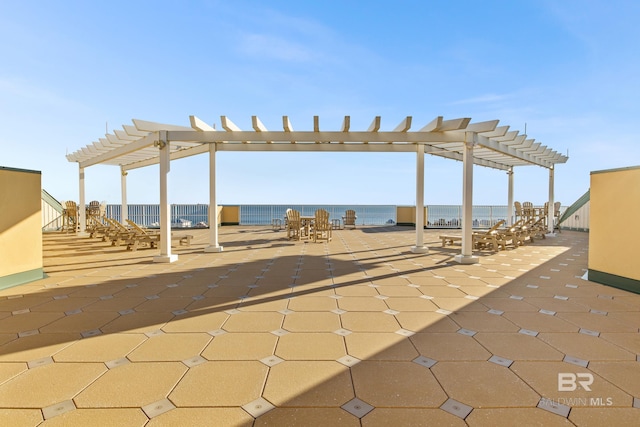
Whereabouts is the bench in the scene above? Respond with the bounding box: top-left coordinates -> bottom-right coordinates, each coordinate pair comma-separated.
172,234 -> 193,247
439,235 -> 462,247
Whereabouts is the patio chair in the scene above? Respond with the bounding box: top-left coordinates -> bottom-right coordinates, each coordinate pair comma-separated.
86,215 -> 110,239
342,209 -> 357,229
125,219 -> 194,250
501,219 -> 529,247
87,200 -> 101,221
472,220 -> 508,251
63,201 -> 79,233
125,219 -> 161,251
286,209 -> 304,241
522,201 -> 534,220
103,217 -> 136,246
527,216 -> 548,240
311,209 -> 332,243
514,201 -> 523,223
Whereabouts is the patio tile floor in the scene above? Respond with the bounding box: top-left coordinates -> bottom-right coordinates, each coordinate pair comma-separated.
0,226 -> 638,426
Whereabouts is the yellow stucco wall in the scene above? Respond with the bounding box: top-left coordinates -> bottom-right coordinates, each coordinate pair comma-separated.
220,205 -> 239,224
589,166 -> 640,281
396,206 -> 428,224
0,167 -> 43,282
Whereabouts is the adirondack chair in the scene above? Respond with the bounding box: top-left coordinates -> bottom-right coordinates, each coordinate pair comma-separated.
311,209 -> 332,243
286,209 -> 305,241
342,209 -> 357,229
63,201 -> 79,232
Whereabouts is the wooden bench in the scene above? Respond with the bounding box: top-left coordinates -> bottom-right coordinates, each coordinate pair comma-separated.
439,235 -> 462,247
172,234 -> 193,247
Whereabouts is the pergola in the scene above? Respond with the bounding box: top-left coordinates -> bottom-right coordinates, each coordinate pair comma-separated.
67,115 -> 568,264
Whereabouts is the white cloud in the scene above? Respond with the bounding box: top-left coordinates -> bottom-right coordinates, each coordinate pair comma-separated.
237,33 -> 317,62
448,93 -> 514,106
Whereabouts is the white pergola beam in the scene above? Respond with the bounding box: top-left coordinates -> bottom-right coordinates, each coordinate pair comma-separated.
341,116 -> 350,132
77,132 -> 157,168
190,115 -> 216,131
367,116 -> 381,132
282,116 -> 293,132
393,116 -> 412,132
133,119 -> 193,132
112,130 -> 139,141
123,125 -> 149,138
437,117 -> 471,131
466,120 -> 499,133
481,125 -> 509,138
419,116 -> 443,132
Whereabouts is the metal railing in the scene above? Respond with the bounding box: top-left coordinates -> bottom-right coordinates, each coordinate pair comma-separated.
239,205 -> 397,226
105,204 -> 208,227
103,204 -> 562,229
427,205 -> 511,229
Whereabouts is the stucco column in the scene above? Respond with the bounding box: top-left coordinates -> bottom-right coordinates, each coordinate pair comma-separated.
507,167 -> 514,226
153,130 -> 177,263
547,165 -> 556,236
120,167 -> 128,224
411,143 -> 428,254
455,132 -> 479,264
205,142 -> 223,252
78,166 -> 88,236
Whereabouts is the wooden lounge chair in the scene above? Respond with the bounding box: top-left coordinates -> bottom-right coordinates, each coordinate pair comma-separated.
123,219 -> 194,250
103,218 -> 136,246
439,220 -> 507,250
527,217 -> 548,240
311,209 -> 332,243
286,209 -> 304,241
86,215 -> 110,239
472,220 -> 507,251
342,209 -> 357,229
124,219 -> 161,251
500,219 -> 528,247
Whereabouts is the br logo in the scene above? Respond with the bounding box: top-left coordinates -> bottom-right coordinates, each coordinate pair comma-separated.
558,373 -> 594,391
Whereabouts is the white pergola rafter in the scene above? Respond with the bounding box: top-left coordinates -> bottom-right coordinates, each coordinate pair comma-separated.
67,114 -> 568,263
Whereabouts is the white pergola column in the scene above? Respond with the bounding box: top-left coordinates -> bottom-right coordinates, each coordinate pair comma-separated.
455,132 -> 479,264
205,142 -> 223,253
547,165 -> 556,236
411,143 -> 428,254
78,166 -> 88,236
153,131 -> 177,263
507,167 -> 514,225
120,167 -> 128,224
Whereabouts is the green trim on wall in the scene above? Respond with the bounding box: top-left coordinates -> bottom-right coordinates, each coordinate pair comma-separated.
590,164 -> 640,175
42,188 -> 63,212
0,268 -> 46,291
0,165 -> 42,174
588,269 -> 640,295
558,190 -> 589,224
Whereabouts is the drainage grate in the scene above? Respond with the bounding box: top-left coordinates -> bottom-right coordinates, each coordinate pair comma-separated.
341,398 -> 374,418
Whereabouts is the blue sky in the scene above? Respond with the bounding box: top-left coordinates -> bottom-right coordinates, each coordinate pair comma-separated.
1,0 -> 638,207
